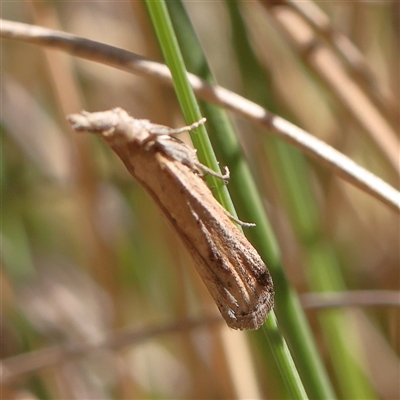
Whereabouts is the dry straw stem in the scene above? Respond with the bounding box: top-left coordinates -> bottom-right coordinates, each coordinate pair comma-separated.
283,0 -> 398,121
0,316 -> 222,384
260,0 -> 400,174
1,19 -> 399,213
2,289 -> 398,384
301,290 -> 400,309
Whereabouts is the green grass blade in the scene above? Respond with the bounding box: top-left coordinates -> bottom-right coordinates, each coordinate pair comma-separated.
165,1 -> 338,399
144,1 -> 309,398
143,0 -> 234,214
226,1 -> 376,398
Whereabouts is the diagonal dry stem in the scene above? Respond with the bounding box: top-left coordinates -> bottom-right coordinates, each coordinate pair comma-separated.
1,19 -> 399,213
259,0 -> 400,173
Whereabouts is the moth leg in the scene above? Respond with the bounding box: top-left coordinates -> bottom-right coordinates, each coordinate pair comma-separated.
194,163 -> 230,182
187,166 -> 253,227
153,134 -> 230,183
225,211 -> 256,228
145,117 -> 230,181
146,117 -> 207,137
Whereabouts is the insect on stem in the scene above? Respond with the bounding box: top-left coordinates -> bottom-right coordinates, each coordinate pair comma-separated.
68,108 -> 274,330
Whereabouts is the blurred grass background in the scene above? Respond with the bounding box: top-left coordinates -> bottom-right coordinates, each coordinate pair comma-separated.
1,1 -> 399,399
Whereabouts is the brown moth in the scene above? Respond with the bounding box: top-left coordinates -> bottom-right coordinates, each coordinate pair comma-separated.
68,108 -> 274,330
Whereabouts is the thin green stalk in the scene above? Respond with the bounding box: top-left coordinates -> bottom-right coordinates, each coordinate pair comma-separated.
262,314 -> 308,399
226,1 -> 376,398
165,1 -> 335,399
144,1 -> 308,398
143,0 -> 233,215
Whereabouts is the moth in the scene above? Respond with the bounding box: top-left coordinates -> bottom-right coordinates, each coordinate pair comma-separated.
68,108 -> 274,330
